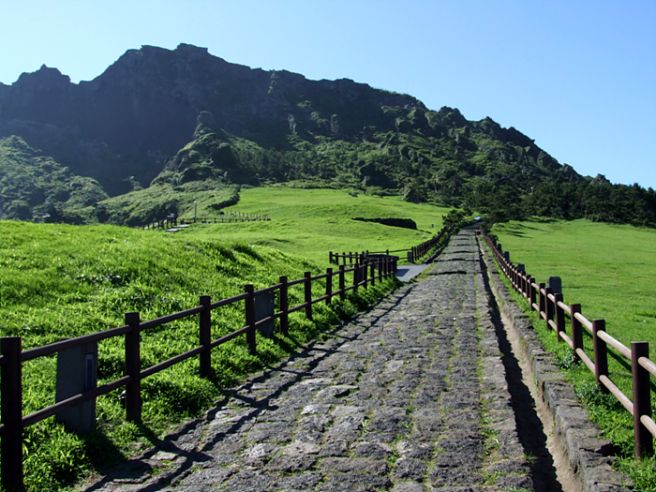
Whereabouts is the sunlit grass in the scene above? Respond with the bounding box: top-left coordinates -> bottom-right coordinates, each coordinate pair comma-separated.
492,219 -> 656,490
178,185 -> 449,264
0,187 -> 449,490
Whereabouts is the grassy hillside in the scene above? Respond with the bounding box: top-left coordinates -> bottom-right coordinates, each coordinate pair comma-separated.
0,188 -> 447,490
0,136 -> 107,223
179,186 -> 449,264
97,180 -> 239,226
492,219 -> 656,489
493,219 -> 656,346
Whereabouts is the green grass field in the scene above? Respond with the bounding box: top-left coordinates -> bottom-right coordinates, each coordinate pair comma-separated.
0,187 -> 448,491
493,219 -> 656,348
492,219 -> 656,490
177,186 -> 449,264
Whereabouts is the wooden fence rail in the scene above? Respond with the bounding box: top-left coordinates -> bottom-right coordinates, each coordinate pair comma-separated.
483,233 -> 655,460
328,227 -> 449,266
409,228 -> 448,263
143,213 -> 271,230
0,255 -> 398,491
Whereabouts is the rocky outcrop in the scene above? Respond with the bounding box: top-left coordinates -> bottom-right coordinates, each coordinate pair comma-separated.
0,44 -> 425,194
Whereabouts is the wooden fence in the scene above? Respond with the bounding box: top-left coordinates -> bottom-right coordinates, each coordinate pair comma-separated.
329,250 -> 405,266
0,255 -> 397,491
143,212 -> 270,230
483,233 -> 655,460
329,227 -> 449,266
408,227 -> 448,263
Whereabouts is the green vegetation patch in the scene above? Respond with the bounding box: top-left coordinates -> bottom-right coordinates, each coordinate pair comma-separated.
492,219 -> 656,490
0,220 -> 397,490
179,186 -> 449,264
0,136 -> 107,223
493,219 -> 656,346
97,180 -> 239,226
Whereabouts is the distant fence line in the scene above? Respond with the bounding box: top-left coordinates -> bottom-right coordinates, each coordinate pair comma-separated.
484,233 -> 655,460
0,253 -> 399,491
329,226 -> 450,266
143,212 -> 271,230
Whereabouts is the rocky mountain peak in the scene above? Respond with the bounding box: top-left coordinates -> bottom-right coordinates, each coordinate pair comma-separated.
14,65 -> 72,89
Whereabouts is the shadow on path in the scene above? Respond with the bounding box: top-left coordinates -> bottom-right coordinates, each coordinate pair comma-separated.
85,285 -> 415,491
478,252 -> 563,492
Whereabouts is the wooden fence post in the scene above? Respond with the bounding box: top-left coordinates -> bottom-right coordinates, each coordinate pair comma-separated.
517,271 -> 523,295
199,296 -> 212,377
529,277 -> 536,311
554,293 -> 565,342
545,288 -> 554,331
124,312 -> 142,422
524,274 -> 531,299
279,276 -> 289,335
245,285 -> 256,354
326,268 -> 333,304
304,272 -> 313,320
631,341 -> 653,459
571,304 -> 583,360
592,320 -> 608,392
525,271 -> 530,295
353,262 -> 359,291
378,260 -> 383,282
363,261 -> 368,288
369,262 -> 375,286
337,265 -> 346,300
1,336 -> 24,492
538,283 -> 546,318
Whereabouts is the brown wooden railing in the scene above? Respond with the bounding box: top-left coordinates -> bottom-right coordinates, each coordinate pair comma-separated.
483,233 -> 655,460
329,227 -> 449,266
329,250 -> 404,266
143,212 -> 270,230
408,227 -> 448,263
0,255 -> 397,491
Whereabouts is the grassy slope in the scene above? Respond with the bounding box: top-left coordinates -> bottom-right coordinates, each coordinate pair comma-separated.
0,188 -> 448,490
97,180 -> 238,226
493,219 -> 656,346
179,186 -> 449,264
0,136 -> 107,222
492,219 -> 656,489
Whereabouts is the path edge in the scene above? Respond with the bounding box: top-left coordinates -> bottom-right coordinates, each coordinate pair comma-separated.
479,237 -> 633,492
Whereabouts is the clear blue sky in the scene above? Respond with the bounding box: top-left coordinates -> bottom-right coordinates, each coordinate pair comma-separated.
2,0 -> 655,188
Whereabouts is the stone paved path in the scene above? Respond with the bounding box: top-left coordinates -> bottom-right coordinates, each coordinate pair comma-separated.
85,230 -> 535,491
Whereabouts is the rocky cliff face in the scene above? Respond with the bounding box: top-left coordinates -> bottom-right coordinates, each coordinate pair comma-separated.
0,44 -> 424,194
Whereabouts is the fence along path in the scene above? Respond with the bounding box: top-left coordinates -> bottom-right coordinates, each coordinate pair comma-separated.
143,212 -> 271,230
329,226 -> 449,266
83,229 -> 537,491
484,234 -> 656,459
0,255 -> 398,491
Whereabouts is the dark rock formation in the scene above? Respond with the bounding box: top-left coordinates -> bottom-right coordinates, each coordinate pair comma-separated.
0,44 -> 424,194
